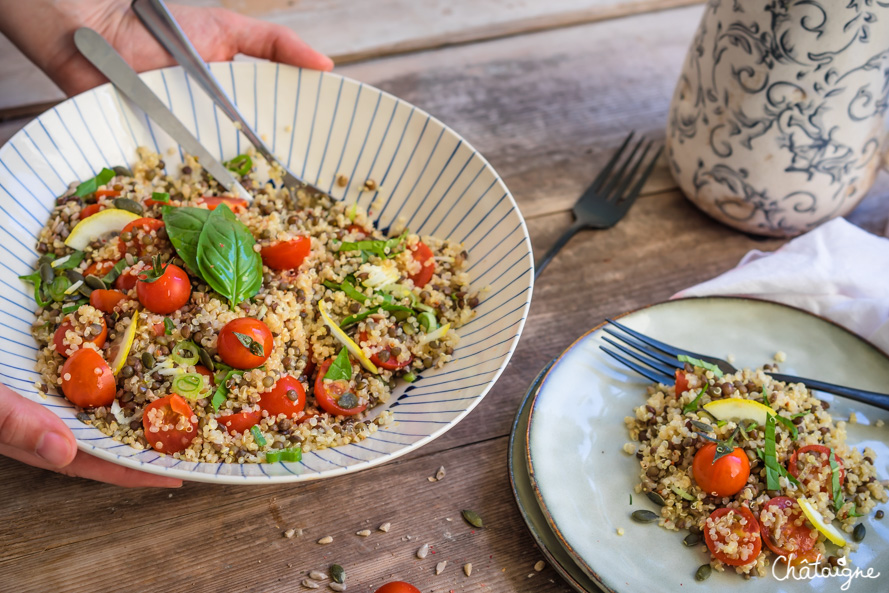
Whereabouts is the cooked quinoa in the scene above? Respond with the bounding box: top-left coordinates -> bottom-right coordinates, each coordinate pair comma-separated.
26,148 -> 479,463
625,362 -> 887,577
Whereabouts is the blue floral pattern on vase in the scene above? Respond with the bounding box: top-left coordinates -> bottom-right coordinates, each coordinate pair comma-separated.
667,0 -> 889,237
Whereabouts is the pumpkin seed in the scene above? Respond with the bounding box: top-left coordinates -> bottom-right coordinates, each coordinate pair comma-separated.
631,510 -> 659,523
691,420 -> 714,433
39,263 -> 55,284
198,346 -> 215,371
462,509 -> 483,528
78,283 -> 93,298
337,392 -> 359,409
112,165 -> 133,177
85,274 -> 107,290
142,351 -> 155,368
113,197 -> 144,215
683,532 -> 701,547
65,269 -> 84,284
329,564 -> 345,584
853,523 -> 866,542
695,564 -> 711,581
645,491 -> 665,506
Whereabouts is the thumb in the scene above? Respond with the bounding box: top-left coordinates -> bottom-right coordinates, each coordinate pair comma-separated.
0,384 -> 77,469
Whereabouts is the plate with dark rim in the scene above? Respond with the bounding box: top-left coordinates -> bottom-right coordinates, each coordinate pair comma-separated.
525,297 -> 889,592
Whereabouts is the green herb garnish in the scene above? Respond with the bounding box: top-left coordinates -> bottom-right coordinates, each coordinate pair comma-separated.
681,382 -> 709,414
151,191 -> 171,204
670,485 -> 696,501
325,348 -> 352,382
323,278 -> 368,304
775,414 -> 799,440
194,205 -> 263,308
829,447 -> 843,511
232,331 -> 265,357
171,372 -> 207,400
211,369 -> 244,411
250,425 -> 267,447
162,206 -> 211,273
763,415 -> 781,490
74,168 -> 116,197
224,154 -> 253,176
335,231 -> 408,259
19,270 -> 52,308
51,251 -> 85,271
163,317 -> 174,335
418,310 -> 439,332
61,298 -> 89,314
677,355 -> 724,378
340,304 -> 413,329
101,259 -> 129,285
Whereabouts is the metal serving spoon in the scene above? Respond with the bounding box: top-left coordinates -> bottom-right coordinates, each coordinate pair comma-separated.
73,27 -> 252,200
131,0 -> 326,196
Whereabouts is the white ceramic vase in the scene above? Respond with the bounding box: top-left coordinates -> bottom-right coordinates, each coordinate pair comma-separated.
667,0 -> 889,237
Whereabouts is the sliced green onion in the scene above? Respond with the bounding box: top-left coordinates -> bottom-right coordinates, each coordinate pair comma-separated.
670,485 -> 696,501
676,354 -> 724,378
211,369 -> 243,411
335,231 -> 408,259
418,311 -> 438,332
265,450 -> 282,463
172,372 -> 207,400
402,372 -> 417,383
163,317 -> 174,336
224,154 -> 253,176
347,203 -> 358,222
151,191 -> 171,204
281,447 -> 302,462
48,275 -> 72,302
340,304 -> 414,329
250,425 -> 267,447
417,323 -> 450,346
323,278 -> 368,304
74,168 -> 116,197
763,414 -> 780,490
830,447 -> 843,511
171,340 -> 199,365
681,383 -> 709,413
19,271 -> 52,308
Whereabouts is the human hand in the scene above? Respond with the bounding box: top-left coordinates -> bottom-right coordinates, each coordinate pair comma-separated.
0,384 -> 182,487
0,0 -> 333,96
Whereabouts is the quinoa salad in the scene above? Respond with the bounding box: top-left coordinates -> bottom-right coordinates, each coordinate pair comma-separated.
21,149 -> 479,463
625,358 -> 887,578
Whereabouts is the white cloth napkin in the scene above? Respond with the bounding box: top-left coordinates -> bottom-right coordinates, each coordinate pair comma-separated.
673,218 -> 889,354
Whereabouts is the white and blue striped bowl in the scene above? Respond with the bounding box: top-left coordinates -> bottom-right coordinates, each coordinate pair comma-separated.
0,63 -> 533,484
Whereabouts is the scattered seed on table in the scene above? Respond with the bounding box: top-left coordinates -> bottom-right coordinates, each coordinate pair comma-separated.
317,536 -> 333,545
329,583 -> 346,592
302,579 -> 320,589
379,522 -> 391,532
309,571 -> 327,581
330,564 -> 345,584
435,466 -> 446,480
283,528 -> 296,538
417,543 -> 430,559
427,476 -> 436,482
436,561 -> 447,575
356,529 -> 371,537
534,561 -> 545,572
462,509 -> 483,528
463,563 -> 473,577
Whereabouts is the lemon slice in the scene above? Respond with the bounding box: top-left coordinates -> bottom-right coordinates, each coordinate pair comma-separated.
798,497 -> 847,546
703,398 -> 776,426
318,301 -> 379,374
108,310 -> 139,375
64,208 -> 141,250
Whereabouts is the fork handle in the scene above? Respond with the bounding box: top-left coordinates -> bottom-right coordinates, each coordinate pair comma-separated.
768,372 -> 889,410
534,220 -> 585,279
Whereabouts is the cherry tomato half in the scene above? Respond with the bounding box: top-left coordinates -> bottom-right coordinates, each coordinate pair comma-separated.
359,331 -> 412,371
218,410 -> 261,435
79,203 -> 102,220
407,241 -> 435,288
692,442 -> 750,497
375,583 -> 422,593
346,223 -> 368,237
197,196 -> 248,213
703,506 -> 762,566
60,348 -> 116,407
759,497 -> 818,563
53,316 -> 107,357
675,369 -> 690,395
83,259 -> 117,278
115,266 -> 140,290
195,364 -> 214,386
94,189 -> 120,199
314,358 -> 367,416
90,289 -> 127,313
118,217 -> 165,257
259,375 -> 306,420
260,237 -> 311,270
217,318 -> 274,369
142,394 -> 198,454
788,445 -> 844,493
136,263 -> 191,315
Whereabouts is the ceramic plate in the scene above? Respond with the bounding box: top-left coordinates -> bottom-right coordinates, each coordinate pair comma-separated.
508,359 -> 602,593
526,297 -> 889,592
0,63 -> 533,483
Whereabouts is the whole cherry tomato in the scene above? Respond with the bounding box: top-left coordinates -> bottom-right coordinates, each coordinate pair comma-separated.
759,497 -> 818,564
314,358 -> 366,416
218,410 -> 261,435
692,442 -> 750,497
60,348 -> 116,407
136,261 -> 191,314
142,394 -> 198,454
53,316 -> 107,357
374,583 -> 422,593
407,241 -> 435,288
259,375 -> 306,419
90,289 -> 127,313
217,318 -> 273,369
260,237 -> 311,270
118,217 -> 165,257
703,506 -> 762,566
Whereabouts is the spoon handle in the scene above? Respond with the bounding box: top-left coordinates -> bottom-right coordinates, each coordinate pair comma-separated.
73,27 -> 251,200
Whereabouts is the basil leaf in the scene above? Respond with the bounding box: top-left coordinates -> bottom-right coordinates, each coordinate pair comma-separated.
829,447 -> 844,511
52,251 -> 85,271
196,204 -> 262,308
763,414 -> 780,490
774,414 -> 799,440
682,382 -> 709,413
335,231 -> 408,259
340,304 -> 414,329
74,168 -> 116,197
324,348 -> 352,382
233,331 -> 264,356
323,279 -> 368,304
162,206 -> 210,274
677,354 -> 724,378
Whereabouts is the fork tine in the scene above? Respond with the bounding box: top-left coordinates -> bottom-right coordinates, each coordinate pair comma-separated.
599,346 -> 672,384
589,132 -> 635,194
606,318 -> 686,358
610,140 -> 652,201
601,328 -> 682,369
601,336 -> 677,377
599,137 -> 646,201
622,145 -> 664,201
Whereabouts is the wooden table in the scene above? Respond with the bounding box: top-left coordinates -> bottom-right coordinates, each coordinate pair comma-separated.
1,2 -> 887,592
